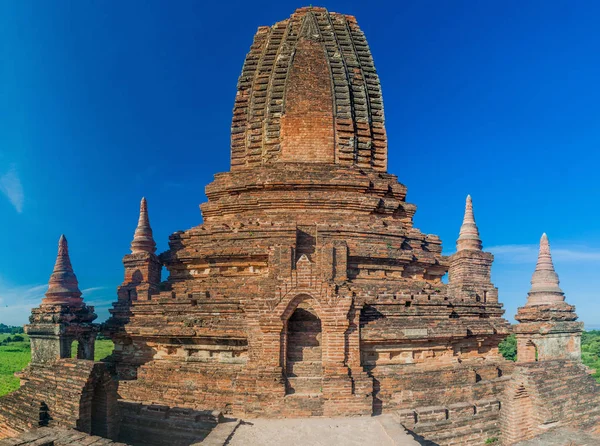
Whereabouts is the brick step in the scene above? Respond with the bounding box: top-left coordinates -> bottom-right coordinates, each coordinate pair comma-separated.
286,377 -> 323,394
536,381 -> 591,393
282,393 -> 324,417
532,372 -> 590,384
531,367 -> 590,380
412,414 -> 500,444
535,377 -> 596,393
286,360 -> 323,377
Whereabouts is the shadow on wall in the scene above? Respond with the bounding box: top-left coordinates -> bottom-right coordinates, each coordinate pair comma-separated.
405,429 -> 441,446
118,401 -> 222,446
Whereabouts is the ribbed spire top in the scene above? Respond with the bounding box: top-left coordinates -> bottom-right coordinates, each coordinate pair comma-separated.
456,195 -> 482,251
526,233 -> 565,305
42,235 -> 83,305
131,197 -> 157,254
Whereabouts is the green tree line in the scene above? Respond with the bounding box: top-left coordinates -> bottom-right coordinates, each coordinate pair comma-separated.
0,324 -> 24,334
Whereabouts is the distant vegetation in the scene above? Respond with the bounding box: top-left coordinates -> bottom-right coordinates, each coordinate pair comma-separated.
0,333 -> 31,397
0,331 -> 114,397
0,324 -> 24,334
582,330 -> 600,381
498,334 -> 517,362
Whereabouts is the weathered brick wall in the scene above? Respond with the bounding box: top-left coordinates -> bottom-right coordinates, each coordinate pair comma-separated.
4,7 -> 600,446
102,6 -> 514,443
0,427 -> 128,446
117,401 -> 221,446
399,399 -> 503,446
0,360 -> 118,441
501,360 -> 600,445
280,37 -> 334,163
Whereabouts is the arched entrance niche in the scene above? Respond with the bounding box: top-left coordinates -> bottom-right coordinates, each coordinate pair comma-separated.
91,379 -> 109,437
282,295 -> 323,396
522,340 -> 538,362
77,364 -> 119,439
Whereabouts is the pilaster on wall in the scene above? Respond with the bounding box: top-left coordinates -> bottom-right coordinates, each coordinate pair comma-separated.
500,378 -> 543,444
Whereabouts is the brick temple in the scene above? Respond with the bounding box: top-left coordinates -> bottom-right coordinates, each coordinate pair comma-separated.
2,7 -> 600,446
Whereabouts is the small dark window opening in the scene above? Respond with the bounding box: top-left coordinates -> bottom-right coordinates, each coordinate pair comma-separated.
39,402 -> 51,427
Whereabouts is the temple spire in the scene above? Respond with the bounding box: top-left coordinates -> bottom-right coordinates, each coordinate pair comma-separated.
131,197 -> 157,254
526,233 -> 565,305
42,235 -> 83,305
456,195 -> 482,251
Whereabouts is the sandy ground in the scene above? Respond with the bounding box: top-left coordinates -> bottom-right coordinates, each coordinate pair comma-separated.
226,415 -> 418,446
515,428 -> 600,445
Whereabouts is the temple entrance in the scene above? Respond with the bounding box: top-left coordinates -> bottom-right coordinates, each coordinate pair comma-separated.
522,340 -> 538,362
90,380 -> 109,437
285,301 -> 323,395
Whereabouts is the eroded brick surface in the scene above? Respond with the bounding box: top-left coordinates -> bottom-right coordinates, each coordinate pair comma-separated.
0,361 -> 118,440
501,234 -> 600,445
1,7 -> 600,446
100,8 -> 512,444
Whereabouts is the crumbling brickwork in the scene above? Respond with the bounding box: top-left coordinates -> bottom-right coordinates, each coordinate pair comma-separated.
2,7 -> 600,446
0,361 -> 118,440
231,7 -> 386,170
500,234 -> 600,444
25,236 -> 97,365
102,7 -> 511,442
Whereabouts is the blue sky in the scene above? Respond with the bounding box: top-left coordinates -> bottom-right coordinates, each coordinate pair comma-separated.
1,1 -> 599,327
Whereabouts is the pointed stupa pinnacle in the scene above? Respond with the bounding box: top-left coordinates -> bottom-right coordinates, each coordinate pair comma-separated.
526,233 -> 565,305
42,235 -> 83,305
131,197 -> 157,254
456,195 -> 483,251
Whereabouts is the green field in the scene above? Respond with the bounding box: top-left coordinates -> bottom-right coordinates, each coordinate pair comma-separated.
0,334 -> 31,396
0,334 -> 114,397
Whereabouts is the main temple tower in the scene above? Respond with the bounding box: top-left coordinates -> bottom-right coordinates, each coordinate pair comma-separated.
107,8 -> 510,441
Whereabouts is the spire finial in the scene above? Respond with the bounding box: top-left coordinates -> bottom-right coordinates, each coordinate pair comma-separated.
42,235 -> 83,305
526,233 -> 565,305
131,197 -> 157,254
456,194 -> 482,251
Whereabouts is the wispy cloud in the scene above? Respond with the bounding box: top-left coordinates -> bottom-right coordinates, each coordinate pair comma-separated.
0,280 -> 114,326
81,286 -> 106,294
0,281 -> 46,326
489,244 -> 600,264
0,164 -> 24,213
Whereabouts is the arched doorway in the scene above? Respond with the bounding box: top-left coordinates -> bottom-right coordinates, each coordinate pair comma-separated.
522,340 -> 538,362
76,364 -> 118,439
91,379 -> 109,437
285,300 -> 323,395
